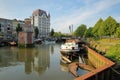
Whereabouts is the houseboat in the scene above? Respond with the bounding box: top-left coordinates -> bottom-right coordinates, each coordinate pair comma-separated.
60,39 -> 80,54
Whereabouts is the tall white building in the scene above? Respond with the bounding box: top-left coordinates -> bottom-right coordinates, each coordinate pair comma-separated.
31,9 -> 50,38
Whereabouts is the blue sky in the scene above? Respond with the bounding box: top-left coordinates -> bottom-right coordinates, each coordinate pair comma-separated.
0,0 -> 120,33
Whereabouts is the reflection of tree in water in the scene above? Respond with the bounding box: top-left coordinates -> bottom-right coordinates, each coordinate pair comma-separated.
33,46 -> 50,76
17,48 -> 34,74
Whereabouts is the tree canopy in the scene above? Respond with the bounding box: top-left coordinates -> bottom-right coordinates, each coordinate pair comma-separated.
74,24 -> 87,37
50,28 -> 54,37
101,16 -> 118,36
85,27 -> 93,38
16,23 -> 22,34
92,18 -> 103,37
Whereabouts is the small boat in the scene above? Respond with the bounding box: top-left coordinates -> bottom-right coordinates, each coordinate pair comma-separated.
60,39 -> 80,54
9,41 -> 17,46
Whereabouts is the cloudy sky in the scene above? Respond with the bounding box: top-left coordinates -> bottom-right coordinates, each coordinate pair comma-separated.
0,0 -> 120,33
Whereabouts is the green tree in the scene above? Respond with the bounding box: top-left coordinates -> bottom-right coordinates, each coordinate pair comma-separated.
92,18 -> 103,37
101,16 -> 118,37
50,28 -> 54,37
85,27 -> 93,38
16,23 -> 22,34
115,27 -> 120,38
34,27 -> 39,39
74,24 -> 87,37
53,32 -> 62,37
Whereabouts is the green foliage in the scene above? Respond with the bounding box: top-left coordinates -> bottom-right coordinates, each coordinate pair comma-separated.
115,27 -> 120,38
50,28 -> 54,37
34,27 -> 39,39
92,18 -> 103,37
74,24 -> 87,37
53,32 -> 62,37
16,23 -> 22,34
114,23 -> 120,38
105,44 -> 120,61
101,16 -> 118,36
85,27 -> 93,37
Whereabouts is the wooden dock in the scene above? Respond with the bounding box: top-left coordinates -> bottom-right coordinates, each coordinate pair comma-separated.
68,62 -> 95,77
68,62 -> 79,77
78,63 -> 95,71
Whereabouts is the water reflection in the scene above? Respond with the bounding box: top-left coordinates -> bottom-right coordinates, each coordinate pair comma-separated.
0,46 -> 50,76
33,46 -> 50,76
60,61 -> 69,72
50,45 -> 54,54
0,44 -> 87,80
0,47 -> 18,67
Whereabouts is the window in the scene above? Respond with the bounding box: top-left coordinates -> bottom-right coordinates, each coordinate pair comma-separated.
7,27 -> 10,30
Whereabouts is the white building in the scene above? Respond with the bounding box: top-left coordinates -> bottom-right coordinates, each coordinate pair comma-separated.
31,9 -> 50,38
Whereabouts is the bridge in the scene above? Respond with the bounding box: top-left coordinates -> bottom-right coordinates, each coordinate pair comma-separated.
75,46 -> 115,80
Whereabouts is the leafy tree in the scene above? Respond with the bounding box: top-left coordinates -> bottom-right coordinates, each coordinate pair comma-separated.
115,27 -> 120,38
53,32 -> 62,37
50,28 -> 54,37
101,16 -> 118,36
114,23 -> 120,38
92,18 -> 103,37
74,24 -> 87,37
85,27 -> 93,38
16,23 -> 22,34
34,27 -> 39,39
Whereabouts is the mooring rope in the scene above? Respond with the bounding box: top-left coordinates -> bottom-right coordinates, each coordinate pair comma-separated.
111,67 -> 120,75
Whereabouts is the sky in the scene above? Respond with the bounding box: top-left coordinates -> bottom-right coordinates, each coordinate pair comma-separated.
0,0 -> 120,33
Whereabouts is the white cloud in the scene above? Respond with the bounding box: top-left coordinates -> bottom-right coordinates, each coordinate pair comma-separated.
52,0 -> 120,33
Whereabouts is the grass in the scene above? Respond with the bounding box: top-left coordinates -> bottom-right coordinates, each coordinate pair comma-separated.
105,44 -> 120,61
87,38 -> 120,61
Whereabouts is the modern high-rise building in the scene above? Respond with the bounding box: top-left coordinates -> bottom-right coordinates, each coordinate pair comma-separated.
31,9 -> 50,38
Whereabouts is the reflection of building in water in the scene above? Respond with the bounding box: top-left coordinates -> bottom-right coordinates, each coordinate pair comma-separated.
60,61 -> 69,72
50,45 -> 54,54
18,48 -> 33,74
33,46 -> 50,76
0,47 -> 18,67
24,49 -> 33,74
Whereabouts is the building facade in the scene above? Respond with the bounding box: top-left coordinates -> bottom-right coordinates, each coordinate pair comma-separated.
31,9 -> 50,38
0,18 -> 13,39
18,19 -> 34,47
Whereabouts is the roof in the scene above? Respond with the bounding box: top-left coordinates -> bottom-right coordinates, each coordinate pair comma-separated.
32,9 -> 50,18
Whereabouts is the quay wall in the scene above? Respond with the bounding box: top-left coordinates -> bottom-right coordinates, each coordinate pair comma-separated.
75,46 -> 115,80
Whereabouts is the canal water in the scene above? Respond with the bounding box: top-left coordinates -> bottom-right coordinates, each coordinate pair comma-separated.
0,43 -> 88,80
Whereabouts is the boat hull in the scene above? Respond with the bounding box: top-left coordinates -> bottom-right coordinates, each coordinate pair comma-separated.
60,49 -> 80,55
44,40 -> 56,44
